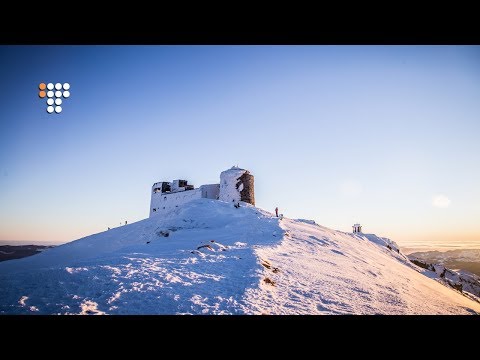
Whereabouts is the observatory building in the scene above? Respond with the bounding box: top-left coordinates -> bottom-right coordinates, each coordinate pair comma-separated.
149,166 -> 254,217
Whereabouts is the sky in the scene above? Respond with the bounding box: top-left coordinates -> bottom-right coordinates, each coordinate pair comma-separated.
0,45 -> 479,248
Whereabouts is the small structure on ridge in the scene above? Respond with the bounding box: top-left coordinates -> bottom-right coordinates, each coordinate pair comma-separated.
352,223 -> 362,233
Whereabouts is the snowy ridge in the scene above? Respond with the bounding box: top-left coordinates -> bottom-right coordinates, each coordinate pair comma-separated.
1,199 -> 479,314
408,257 -> 480,301
245,218 -> 479,314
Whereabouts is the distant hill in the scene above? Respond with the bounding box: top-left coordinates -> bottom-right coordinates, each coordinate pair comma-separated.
408,249 -> 480,277
0,245 -> 55,262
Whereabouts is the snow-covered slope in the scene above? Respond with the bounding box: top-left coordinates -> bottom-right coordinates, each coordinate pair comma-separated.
0,199 -> 478,314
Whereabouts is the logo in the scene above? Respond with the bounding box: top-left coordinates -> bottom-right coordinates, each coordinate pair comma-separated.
38,83 -> 70,114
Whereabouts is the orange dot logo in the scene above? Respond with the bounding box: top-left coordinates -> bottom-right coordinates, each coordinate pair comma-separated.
38,82 -> 70,114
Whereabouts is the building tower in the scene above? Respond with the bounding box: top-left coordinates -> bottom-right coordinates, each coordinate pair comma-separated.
219,166 -> 255,205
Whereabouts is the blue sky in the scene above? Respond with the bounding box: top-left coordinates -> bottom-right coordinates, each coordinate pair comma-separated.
1,45 -> 479,247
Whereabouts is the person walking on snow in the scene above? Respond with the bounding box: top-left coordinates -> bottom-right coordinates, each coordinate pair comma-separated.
275,207 -> 279,217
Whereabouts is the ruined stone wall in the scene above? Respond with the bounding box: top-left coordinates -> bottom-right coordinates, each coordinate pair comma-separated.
237,171 -> 255,205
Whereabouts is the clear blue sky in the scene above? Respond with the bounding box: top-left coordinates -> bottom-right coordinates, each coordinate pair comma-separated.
1,45 -> 479,248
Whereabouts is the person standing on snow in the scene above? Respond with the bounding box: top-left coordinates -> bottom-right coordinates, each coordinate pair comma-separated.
275,207 -> 279,217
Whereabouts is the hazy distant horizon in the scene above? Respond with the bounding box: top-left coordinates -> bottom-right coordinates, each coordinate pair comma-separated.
3,237 -> 479,254
400,241 -> 480,254
0,240 -> 67,246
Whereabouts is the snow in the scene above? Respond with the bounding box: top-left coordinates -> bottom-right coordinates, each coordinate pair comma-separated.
150,187 -> 203,217
18,296 -> 28,306
17,296 -> 39,312
79,300 -> 105,315
0,199 -> 479,315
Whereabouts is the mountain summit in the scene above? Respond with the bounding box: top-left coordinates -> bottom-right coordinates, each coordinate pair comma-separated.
1,199 -> 478,314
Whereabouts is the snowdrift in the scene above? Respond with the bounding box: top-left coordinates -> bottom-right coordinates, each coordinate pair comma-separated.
1,199 -> 478,314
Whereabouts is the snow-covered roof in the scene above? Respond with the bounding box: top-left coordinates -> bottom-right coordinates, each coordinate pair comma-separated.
225,165 -> 245,171
220,166 -> 249,178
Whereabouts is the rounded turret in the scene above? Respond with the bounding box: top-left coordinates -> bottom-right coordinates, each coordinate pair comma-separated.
219,166 -> 255,205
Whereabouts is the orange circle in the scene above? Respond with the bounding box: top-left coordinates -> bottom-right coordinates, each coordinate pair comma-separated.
39,83 -> 46,90
39,90 -> 46,98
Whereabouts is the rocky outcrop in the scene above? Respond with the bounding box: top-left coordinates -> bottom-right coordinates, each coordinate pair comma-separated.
408,256 -> 480,300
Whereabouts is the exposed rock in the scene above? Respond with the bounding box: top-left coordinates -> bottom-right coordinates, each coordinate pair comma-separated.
263,277 -> 275,286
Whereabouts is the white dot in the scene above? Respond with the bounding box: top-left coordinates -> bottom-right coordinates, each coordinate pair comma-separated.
63,83 -> 70,90
47,91 -> 54,98
55,98 -> 62,105
47,83 -> 54,90
55,83 -> 62,90
55,106 -> 62,113
55,91 -> 62,98
47,98 -> 54,105
63,91 -> 70,98
47,106 -> 54,113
